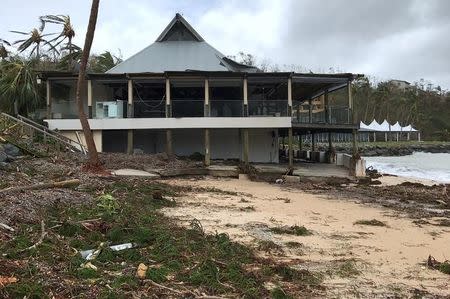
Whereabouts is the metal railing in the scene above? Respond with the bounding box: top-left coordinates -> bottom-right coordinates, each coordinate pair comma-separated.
134,99 -> 166,118
292,105 -> 352,124
210,99 -> 243,117
1,113 -> 87,154
248,99 -> 288,117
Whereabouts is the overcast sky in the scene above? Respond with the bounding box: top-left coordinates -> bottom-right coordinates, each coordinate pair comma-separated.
1,0 -> 449,88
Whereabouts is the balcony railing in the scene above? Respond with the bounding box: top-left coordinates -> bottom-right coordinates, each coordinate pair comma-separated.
51,100 -> 87,119
172,98 -> 204,117
134,99 -> 165,118
210,99 -> 243,117
292,105 -> 352,124
248,99 -> 288,117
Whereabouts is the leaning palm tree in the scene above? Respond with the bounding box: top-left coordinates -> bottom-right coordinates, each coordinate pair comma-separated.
40,15 -> 76,54
76,0 -> 101,168
11,28 -> 56,60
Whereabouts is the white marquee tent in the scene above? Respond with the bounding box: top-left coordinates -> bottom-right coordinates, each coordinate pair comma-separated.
358,120 -> 420,141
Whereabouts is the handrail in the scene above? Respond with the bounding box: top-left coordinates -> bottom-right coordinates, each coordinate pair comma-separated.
1,113 -> 87,154
17,114 -> 86,149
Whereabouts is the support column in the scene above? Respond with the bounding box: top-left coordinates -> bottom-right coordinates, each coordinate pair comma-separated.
204,129 -> 210,166
46,80 -> 51,119
288,128 -> 293,168
418,132 -> 421,142
352,129 -> 358,156
298,135 -> 302,151
287,77 -> 292,116
308,98 -> 312,123
407,132 -> 410,141
243,129 -> 249,164
311,132 -> 316,152
384,132 -> 388,142
127,130 -> 133,154
374,132 -> 376,142
165,78 -> 171,117
127,79 -> 133,154
87,80 -> 93,118
166,129 -> 173,155
204,79 -> 210,117
396,132 -> 399,142
243,78 -> 248,116
324,90 -> 329,123
348,82 -> 353,124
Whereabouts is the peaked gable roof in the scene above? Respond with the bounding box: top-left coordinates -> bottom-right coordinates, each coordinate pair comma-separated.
107,13 -> 258,74
156,13 -> 204,42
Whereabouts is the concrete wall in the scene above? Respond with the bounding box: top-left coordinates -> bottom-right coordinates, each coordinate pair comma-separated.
211,129 -> 241,160
61,130 -> 102,152
248,129 -> 279,163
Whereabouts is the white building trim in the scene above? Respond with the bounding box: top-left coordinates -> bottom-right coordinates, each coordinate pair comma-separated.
45,117 -> 292,131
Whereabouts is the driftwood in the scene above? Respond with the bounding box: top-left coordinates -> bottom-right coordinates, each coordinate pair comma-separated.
0,179 -> 80,194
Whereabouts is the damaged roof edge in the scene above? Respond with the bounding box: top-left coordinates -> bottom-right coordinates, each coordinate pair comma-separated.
38,70 -> 364,81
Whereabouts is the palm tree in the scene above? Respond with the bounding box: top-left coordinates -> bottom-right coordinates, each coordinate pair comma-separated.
0,58 -> 42,115
0,39 -> 11,60
76,0 -> 101,168
90,51 -> 123,73
40,15 -> 76,54
11,28 -> 56,59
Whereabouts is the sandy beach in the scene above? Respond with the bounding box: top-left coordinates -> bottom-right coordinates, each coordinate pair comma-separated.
163,176 -> 450,298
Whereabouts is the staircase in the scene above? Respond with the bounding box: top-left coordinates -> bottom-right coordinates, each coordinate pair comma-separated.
0,113 -> 87,156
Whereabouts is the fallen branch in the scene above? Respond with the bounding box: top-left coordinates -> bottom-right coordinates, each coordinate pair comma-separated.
0,222 -> 15,232
0,179 -> 80,194
144,279 -> 183,295
19,220 -> 47,252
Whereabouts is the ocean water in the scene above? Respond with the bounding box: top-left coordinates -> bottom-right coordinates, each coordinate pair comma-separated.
364,152 -> 450,183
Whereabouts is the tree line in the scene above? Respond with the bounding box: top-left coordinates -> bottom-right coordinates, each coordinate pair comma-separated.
0,14 -> 122,115
232,52 -> 450,141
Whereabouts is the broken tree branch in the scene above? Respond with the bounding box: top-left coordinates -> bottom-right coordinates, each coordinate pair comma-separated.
0,222 -> 15,232
0,179 -> 80,194
144,279 -> 184,295
19,220 -> 47,252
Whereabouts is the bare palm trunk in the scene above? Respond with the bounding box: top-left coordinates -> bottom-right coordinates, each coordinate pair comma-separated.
76,0 -> 100,168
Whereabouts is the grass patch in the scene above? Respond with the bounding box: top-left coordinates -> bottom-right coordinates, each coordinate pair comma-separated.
271,287 -> 293,299
335,260 -> 361,278
353,219 -> 386,227
0,178 -> 324,298
258,240 -> 283,253
437,219 -> 450,227
271,225 -> 312,236
439,262 -> 450,275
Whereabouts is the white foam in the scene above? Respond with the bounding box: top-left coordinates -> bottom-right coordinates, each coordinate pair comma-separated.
365,152 -> 450,183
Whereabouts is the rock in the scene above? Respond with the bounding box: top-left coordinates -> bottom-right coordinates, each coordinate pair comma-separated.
0,151 -> 7,163
3,144 -> 20,157
136,263 -> 148,279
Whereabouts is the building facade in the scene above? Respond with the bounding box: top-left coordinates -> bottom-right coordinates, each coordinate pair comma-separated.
41,13 -> 361,166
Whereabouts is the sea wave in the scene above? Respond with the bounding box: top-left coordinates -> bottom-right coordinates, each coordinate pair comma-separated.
364,152 -> 450,183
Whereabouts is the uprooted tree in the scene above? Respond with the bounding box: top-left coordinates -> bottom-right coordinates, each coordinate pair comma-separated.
76,0 -> 100,168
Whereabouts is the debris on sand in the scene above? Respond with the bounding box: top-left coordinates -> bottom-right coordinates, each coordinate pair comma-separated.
427,255 -> 450,275
354,219 -> 387,227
